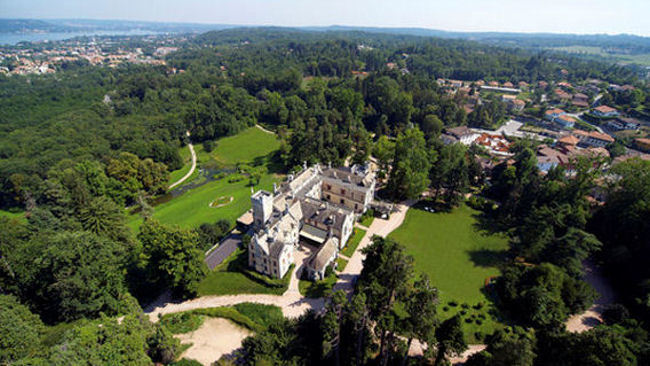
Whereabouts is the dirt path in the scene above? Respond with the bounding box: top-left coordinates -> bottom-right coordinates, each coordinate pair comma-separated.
169,131 -> 196,189
175,318 -> 252,366
255,124 -> 275,135
566,260 -> 615,332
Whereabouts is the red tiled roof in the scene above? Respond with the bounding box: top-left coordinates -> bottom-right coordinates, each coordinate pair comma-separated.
588,131 -> 615,143
545,108 -> 565,115
594,105 -> 617,113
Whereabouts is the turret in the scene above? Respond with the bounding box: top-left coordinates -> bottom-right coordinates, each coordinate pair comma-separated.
251,190 -> 273,230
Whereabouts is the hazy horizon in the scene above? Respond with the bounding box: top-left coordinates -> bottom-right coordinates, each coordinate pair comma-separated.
2,0 -> 649,37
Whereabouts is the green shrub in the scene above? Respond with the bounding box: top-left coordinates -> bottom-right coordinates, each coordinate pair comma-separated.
448,301 -> 458,307
461,303 -> 470,309
160,312 -> 204,334
459,310 -> 467,316
465,318 -> 473,323
442,306 -> 450,312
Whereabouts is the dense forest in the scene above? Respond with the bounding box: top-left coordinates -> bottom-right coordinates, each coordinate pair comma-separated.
1,28 -> 649,365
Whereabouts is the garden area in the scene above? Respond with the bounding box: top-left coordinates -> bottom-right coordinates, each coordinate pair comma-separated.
388,202 -> 509,342
128,127 -> 282,232
340,228 -> 366,258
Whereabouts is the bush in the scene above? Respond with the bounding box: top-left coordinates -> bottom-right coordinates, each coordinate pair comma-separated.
474,332 -> 484,341
442,306 -> 450,312
203,140 -> 215,153
459,310 -> 467,316
160,312 -> 204,334
461,303 -> 470,309
448,301 -> 458,307
476,319 -> 483,325
473,302 -> 484,310
465,318 -> 473,323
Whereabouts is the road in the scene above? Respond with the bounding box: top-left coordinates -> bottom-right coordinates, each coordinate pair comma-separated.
169,131 -> 197,190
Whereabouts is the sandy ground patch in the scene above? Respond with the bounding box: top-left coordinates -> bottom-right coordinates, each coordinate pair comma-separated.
175,318 -> 253,366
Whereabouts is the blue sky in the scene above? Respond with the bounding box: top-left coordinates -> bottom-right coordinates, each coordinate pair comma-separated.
2,0 -> 649,36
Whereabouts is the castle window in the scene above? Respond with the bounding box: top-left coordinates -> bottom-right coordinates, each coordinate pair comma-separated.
340,198 -> 345,204
341,189 -> 346,195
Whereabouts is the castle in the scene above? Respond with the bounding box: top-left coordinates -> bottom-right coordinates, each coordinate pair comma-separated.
248,162 -> 376,281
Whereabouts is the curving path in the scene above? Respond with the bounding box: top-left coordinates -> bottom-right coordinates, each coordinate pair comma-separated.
169,131 -> 197,190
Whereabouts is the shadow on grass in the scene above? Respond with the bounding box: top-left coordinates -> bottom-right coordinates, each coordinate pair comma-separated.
413,199 -> 454,213
468,248 -> 508,268
471,209 -> 511,237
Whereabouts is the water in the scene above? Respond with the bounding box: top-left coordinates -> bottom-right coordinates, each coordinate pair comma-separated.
0,30 -> 164,46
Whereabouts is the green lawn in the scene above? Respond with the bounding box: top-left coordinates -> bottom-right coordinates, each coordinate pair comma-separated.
128,127 -> 282,231
336,257 -> 348,271
388,203 -> 509,342
341,228 -> 366,258
0,209 -> 25,221
197,248 -> 292,296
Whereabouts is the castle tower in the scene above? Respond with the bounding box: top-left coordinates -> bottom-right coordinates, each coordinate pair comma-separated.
251,190 -> 273,230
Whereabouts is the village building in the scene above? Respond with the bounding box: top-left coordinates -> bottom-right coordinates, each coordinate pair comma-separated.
581,131 -> 615,148
592,105 -> 619,118
607,117 -> 641,131
248,163 -> 375,280
445,126 -> 480,145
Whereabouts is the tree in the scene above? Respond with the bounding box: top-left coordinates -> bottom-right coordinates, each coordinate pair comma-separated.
48,314 -> 167,366
322,290 -> 347,366
434,315 -> 467,365
387,127 -> 431,200
78,196 -> 131,242
5,230 -> 129,323
420,114 -> 444,141
372,135 -> 395,179
430,143 -> 469,206
466,327 -> 536,366
359,236 -> 414,365
0,295 -> 44,363
401,275 -> 438,366
138,219 -> 207,298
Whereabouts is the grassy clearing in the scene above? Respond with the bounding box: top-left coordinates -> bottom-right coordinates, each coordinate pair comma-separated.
128,127 -> 282,231
197,248 -> 292,296
388,203 -> 509,342
160,302 -> 283,334
341,228 -> 366,258
0,209 -> 25,222
298,275 -> 338,298
336,257 -> 348,271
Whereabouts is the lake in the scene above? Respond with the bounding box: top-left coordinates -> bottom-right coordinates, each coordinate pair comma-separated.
0,30 -> 164,46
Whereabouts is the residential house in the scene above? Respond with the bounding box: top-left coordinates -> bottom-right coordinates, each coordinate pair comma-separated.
555,114 -> 577,129
592,105 -> 619,118
503,81 -> 514,88
607,117 -> 641,131
582,131 -> 615,148
537,145 -> 570,172
446,126 -> 480,145
507,99 -> 526,112
572,93 -> 590,108
544,108 -> 566,121
636,138 -> 650,152
474,134 -> 512,156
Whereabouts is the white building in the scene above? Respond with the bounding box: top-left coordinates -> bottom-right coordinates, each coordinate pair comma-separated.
248,163 -> 375,280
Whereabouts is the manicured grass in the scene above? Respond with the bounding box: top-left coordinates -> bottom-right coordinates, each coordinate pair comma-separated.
202,127 -> 281,167
128,173 -> 279,231
128,127 -> 283,232
298,275 -> 338,298
388,203 -> 509,342
336,257 -> 348,271
197,248 -> 292,296
341,228 -> 366,258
